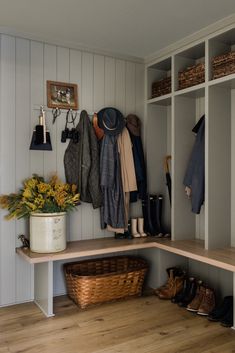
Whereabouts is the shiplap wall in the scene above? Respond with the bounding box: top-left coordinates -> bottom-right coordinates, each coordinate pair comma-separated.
0,34 -> 144,306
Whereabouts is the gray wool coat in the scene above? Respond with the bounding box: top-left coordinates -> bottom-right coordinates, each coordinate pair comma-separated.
64,110 -> 102,209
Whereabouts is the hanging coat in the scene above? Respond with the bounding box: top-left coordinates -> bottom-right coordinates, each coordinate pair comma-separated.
183,115 -> 205,214
100,135 -> 125,229
127,131 -> 147,202
126,114 -> 147,202
64,110 -> 102,209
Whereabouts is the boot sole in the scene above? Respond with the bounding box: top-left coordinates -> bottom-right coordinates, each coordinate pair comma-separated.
197,312 -> 209,316
186,308 -> 198,312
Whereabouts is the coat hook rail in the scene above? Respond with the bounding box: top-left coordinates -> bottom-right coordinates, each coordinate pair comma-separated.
33,105 -> 95,117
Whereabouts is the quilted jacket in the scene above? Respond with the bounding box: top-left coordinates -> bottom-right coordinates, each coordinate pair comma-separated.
64,110 -> 102,209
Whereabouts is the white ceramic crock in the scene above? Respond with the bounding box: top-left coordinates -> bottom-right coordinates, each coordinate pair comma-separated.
29,212 -> 67,253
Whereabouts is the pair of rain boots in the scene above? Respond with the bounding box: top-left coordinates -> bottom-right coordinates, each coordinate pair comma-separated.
142,194 -> 170,237
131,218 -> 147,238
155,267 -> 185,300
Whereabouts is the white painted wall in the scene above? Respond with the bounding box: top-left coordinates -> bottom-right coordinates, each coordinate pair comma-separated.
0,34 -> 144,306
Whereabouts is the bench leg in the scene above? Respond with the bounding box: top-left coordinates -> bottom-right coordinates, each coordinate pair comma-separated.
232,272 -> 235,330
34,261 -> 54,317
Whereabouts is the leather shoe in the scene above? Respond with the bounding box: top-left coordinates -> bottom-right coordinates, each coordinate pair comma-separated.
178,277 -> 197,307
220,307 -> 233,327
197,288 -> 215,316
187,281 -> 205,312
171,276 -> 188,304
208,296 -> 233,322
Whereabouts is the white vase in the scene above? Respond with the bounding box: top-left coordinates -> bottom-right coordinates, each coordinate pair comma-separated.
30,212 -> 67,253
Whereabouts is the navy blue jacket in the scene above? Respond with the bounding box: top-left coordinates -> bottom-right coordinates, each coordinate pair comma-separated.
183,115 -> 205,214
128,131 -> 147,202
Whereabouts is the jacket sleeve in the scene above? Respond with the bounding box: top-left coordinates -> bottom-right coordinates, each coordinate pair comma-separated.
88,123 -> 103,209
183,117 -> 205,214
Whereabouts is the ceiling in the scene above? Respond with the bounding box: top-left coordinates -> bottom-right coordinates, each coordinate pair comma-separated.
0,0 -> 235,58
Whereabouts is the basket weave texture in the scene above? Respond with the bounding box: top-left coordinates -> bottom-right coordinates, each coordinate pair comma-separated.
212,51 -> 235,79
64,256 -> 148,309
152,77 -> 171,98
178,62 -> 205,90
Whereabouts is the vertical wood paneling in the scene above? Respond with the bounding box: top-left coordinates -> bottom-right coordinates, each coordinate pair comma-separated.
135,63 -> 144,118
81,52 -> 94,239
94,55 -> 105,112
43,44 -> 57,178
0,35 -> 144,303
125,62 -> 136,115
30,41 -> 44,174
131,63 -> 144,218
53,47 -> 70,295
69,49 -> 82,241
15,37 -> 32,302
105,57 -> 115,106
56,46 -> 70,181
231,89 -> 235,247
93,54 -> 105,238
115,59 -> 126,114
0,35 -> 16,305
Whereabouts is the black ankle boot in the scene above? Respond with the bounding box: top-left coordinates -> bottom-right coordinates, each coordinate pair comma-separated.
178,277 -> 197,307
172,276 -> 188,304
208,296 -> 233,322
220,304 -> 234,327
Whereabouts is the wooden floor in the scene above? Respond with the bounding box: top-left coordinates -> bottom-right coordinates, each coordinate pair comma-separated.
1,295 -> 235,353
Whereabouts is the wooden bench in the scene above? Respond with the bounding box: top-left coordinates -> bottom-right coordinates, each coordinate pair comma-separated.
17,237 -> 235,317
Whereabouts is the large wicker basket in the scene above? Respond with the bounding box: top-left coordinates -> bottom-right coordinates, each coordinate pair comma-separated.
64,256 -> 148,309
178,62 -> 205,90
212,51 -> 235,79
152,77 -> 171,98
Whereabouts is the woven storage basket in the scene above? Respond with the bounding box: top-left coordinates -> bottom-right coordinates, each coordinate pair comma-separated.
178,62 -> 205,90
64,256 -> 148,309
152,77 -> 171,98
212,51 -> 235,79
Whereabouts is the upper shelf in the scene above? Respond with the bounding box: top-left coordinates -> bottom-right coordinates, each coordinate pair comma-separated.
208,72 -> 235,88
147,93 -> 171,106
174,82 -> 205,98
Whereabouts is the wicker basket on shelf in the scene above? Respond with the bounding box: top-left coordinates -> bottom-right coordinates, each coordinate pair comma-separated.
64,256 -> 148,309
152,77 -> 171,98
212,51 -> 235,79
178,62 -> 205,90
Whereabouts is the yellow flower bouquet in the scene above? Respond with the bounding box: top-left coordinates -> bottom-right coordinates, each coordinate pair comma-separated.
0,174 -> 80,219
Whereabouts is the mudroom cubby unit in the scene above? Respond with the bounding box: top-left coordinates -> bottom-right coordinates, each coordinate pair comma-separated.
145,24 -> 235,251
145,22 -> 235,327
208,27 -> 235,82
147,57 -> 172,102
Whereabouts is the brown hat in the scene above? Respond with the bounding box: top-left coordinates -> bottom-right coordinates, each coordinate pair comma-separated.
93,113 -> 104,140
126,114 -> 141,136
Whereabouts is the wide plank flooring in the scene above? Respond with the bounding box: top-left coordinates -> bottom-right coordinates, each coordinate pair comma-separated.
1,295 -> 235,353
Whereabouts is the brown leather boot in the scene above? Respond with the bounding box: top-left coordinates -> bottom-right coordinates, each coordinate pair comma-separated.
155,268 -> 176,296
197,288 -> 215,316
187,281 -> 205,312
158,274 -> 184,299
